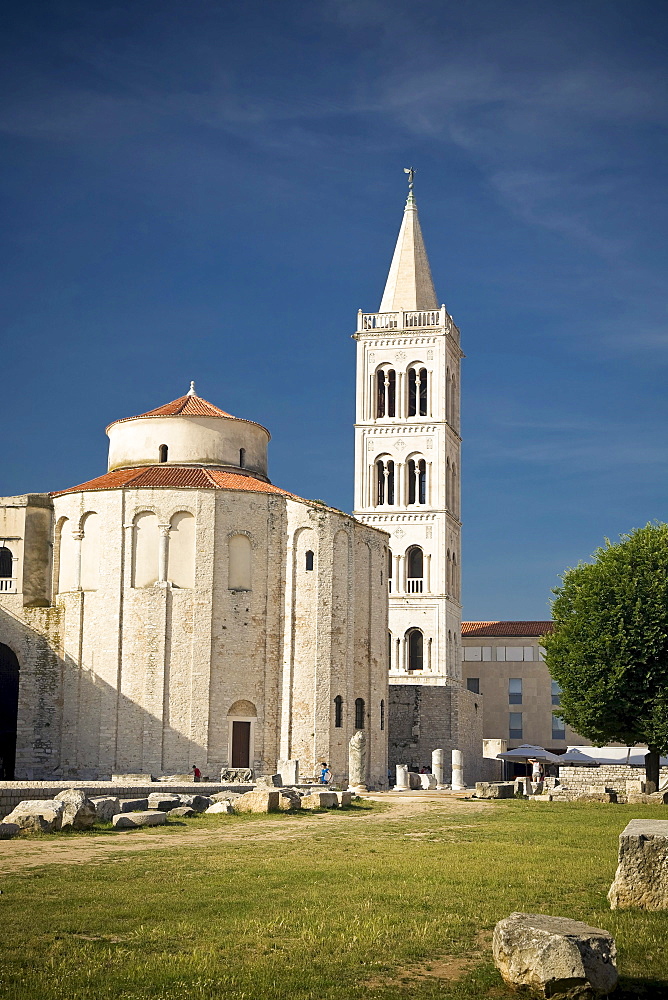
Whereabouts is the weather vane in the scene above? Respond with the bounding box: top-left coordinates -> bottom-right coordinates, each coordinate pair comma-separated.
404,166 -> 415,193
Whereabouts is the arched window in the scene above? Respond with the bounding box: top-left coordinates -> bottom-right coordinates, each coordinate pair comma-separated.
239,448 -> 246,469
407,367 -> 428,417
418,459 -> 426,504
406,546 -> 423,593
305,550 -> 314,571
132,511 -> 159,588
376,459 -> 394,506
0,643 -> 20,779
334,695 -> 343,728
387,548 -> 393,592
0,547 -> 12,579
168,511 -> 195,588
388,630 -> 392,668
159,444 -> 168,463
376,368 -> 396,418
407,628 -> 424,671
355,697 -> 365,729
228,534 -> 252,591
380,699 -> 385,731
407,458 -> 427,505
80,512 -> 100,591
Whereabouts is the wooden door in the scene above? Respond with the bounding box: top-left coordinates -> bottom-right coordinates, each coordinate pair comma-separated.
231,721 -> 251,767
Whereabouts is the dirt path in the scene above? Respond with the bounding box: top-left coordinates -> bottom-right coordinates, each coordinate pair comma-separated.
0,793 -> 490,874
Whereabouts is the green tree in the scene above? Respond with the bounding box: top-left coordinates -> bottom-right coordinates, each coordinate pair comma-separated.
543,523 -> 668,790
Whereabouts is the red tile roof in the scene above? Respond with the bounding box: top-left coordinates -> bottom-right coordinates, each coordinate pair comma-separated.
462,621 -> 553,637
51,466 -> 299,498
106,393 -> 269,437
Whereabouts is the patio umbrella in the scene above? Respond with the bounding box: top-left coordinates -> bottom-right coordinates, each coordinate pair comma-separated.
497,744 -> 561,764
556,748 -> 599,767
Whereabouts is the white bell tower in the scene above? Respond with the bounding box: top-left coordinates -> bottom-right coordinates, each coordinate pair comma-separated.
353,173 -> 463,687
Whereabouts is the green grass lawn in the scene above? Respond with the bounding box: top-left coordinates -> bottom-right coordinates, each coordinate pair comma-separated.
0,799 -> 666,999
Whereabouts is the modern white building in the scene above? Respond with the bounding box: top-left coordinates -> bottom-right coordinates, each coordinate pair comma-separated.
353,177 -> 481,777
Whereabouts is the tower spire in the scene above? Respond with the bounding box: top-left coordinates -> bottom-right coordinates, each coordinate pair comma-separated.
379,169 -> 438,313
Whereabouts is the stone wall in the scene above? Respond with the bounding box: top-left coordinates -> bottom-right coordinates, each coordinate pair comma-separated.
559,765 -> 668,795
388,681 -> 484,784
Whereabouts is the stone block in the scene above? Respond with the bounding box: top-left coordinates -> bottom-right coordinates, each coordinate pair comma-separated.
277,759 -> 299,785
168,806 -> 196,818
277,788 -> 302,811
211,790 -> 243,803
158,774 -> 192,782
90,797 -> 121,822
408,771 -> 422,790
301,791 -> 339,810
177,794 -> 213,812
608,819 -> 668,910
147,793 -> 182,811
206,801 -> 233,814
4,799 -> 64,833
493,912 -> 618,997
420,773 -> 437,789
627,791 -> 668,806
55,788 -> 96,830
476,781 -> 514,799
626,779 -> 645,795
233,790 -> 280,813
220,767 -> 253,783
0,822 -> 20,839
118,798 -> 149,812
576,792 -> 617,803
112,811 -> 167,829
336,791 -> 353,806
255,774 -> 282,788
112,774 -> 155,783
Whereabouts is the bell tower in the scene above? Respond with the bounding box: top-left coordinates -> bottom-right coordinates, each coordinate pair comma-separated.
353,172 -> 463,693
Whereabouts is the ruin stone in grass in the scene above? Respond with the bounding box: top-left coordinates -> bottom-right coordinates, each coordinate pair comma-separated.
55,789 -> 96,830
4,799 -> 64,833
205,801 -> 233,814
117,798 -> 149,812
0,822 -> 20,839
277,788 -> 302,811
91,797 -> 121,822
233,790 -> 280,813
147,793 -> 181,812
493,912 -> 617,998
608,819 -> 668,910
112,811 -> 167,829
475,781 -> 514,799
168,806 -> 196,818
301,791 -> 339,810
336,791 -> 353,807
178,794 -> 213,812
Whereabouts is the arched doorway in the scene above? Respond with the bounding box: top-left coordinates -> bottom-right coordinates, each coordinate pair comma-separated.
0,643 -> 20,779
227,700 -> 257,769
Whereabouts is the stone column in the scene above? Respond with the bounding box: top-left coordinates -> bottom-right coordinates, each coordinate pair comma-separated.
71,530 -> 84,591
451,749 -> 465,791
348,730 -> 368,792
157,524 -> 170,585
432,749 -> 445,788
395,764 -> 409,790
277,759 -> 299,785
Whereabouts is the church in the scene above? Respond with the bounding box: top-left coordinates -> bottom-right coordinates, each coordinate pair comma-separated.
0,178 -> 481,786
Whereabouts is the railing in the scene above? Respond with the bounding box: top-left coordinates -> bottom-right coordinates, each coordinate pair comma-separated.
358,308 -> 452,333
406,578 -> 424,593
0,578 -> 17,593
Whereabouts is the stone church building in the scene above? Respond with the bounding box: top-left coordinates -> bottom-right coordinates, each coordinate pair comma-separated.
0,178 -> 482,787
0,388 -> 389,785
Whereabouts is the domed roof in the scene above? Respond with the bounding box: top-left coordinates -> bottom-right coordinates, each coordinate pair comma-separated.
106,382 -> 268,435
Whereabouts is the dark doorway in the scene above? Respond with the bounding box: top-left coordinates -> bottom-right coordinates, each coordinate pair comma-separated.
0,644 -> 20,779
231,721 -> 251,767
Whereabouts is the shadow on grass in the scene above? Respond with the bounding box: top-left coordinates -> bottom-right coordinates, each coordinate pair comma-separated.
616,977 -> 668,998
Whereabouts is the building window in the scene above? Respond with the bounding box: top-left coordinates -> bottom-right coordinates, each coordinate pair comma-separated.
334,695 -> 343,728
551,680 -> 561,705
552,715 -> 566,740
0,546 -> 13,579
387,549 -> 393,592
407,367 -> 428,417
305,550 -> 314,571
509,712 -> 523,740
387,631 -> 392,669
228,534 -> 252,591
406,628 -> 424,671
509,678 -> 522,704
355,697 -> 365,729
407,459 -> 427,505
376,460 -> 394,506
466,677 -> 480,694
239,448 -> 246,468
376,368 -> 396,418
380,699 -> 385,731
406,546 -> 423,593
158,444 -> 168,463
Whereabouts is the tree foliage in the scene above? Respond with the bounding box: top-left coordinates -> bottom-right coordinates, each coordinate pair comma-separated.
543,523 -> 668,760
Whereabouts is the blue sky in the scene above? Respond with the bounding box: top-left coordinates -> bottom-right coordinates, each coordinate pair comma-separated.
2,0 -> 667,620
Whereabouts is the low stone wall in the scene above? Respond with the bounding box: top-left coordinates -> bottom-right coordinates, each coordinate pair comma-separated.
559,765 -> 668,795
0,781 -> 253,820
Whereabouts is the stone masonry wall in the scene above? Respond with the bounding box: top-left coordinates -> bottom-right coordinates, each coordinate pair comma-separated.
559,765 -> 668,795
